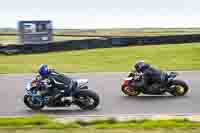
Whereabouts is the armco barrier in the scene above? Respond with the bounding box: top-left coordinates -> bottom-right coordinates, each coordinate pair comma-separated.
1,34 -> 200,55
0,38 -> 111,54
110,34 -> 200,45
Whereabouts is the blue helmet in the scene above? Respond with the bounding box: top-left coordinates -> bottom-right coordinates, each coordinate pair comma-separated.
134,60 -> 150,72
38,64 -> 50,77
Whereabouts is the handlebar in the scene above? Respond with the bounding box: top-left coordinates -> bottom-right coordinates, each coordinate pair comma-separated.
128,72 -> 143,81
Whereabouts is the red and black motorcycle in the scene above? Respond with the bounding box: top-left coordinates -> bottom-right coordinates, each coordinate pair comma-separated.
121,72 -> 189,96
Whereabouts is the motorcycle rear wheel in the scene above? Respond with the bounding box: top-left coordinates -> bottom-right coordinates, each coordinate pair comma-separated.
73,90 -> 100,110
169,80 -> 189,96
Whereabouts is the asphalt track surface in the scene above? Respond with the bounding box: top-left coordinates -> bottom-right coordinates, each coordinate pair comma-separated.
0,71 -> 199,117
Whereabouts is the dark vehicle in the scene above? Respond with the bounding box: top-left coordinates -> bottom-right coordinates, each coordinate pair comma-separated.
24,75 -> 100,110
121,72 -> 189,96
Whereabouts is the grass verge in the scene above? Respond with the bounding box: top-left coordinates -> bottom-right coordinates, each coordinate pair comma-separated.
0,43 -> 200,73
2,128 -> 200,133
1,115 -> 200,133
0,115 -> 200,129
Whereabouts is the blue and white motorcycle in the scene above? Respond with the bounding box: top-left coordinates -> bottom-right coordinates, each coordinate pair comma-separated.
24,75 -> 100,111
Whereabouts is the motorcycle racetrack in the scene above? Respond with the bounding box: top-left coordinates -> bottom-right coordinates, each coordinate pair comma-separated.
0,71 -> 199,117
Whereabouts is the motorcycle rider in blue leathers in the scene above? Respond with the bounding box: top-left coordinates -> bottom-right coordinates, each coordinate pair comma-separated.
129,61 -> 168,92
38,64 -> 76,102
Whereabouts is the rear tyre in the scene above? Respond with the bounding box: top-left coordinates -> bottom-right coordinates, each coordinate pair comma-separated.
73,90 -> 100,110
169,80 -> 189,96
24,95 -> 45,111
121,85 -> 140,96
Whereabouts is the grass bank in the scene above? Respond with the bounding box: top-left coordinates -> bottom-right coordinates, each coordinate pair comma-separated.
0,115 -> 200,129
0,43 -> 200,73
1,128 -> 200,133
1,115 -> 200,133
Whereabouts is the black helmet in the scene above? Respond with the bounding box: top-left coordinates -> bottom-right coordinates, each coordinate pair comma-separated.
134,60 -> 149,72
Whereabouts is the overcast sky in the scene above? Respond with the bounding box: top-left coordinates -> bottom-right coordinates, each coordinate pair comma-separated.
0,0 -> 199,28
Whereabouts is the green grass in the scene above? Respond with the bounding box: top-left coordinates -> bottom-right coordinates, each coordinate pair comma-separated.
63,31 -> 200,36
0,115 -> 79,129
1,115 -> 200,131
55,28 -> 200,36
73,118 -> 200,129
0,36 -> 18,45
2,128 -> 200,133
0,36 -> 17,40
1,115 -> 200,133
0,43 -> 200,73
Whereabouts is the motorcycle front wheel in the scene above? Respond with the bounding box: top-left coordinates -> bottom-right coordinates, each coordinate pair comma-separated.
73,90 -> 100,110
121,85 -> 141,96
24,95 -> 45,111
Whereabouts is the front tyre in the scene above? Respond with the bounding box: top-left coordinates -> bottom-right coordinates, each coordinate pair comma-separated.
121,85 -> 140,96
73,90 -> 100,110
24,95 -> 45,111
169,80 -> 189,96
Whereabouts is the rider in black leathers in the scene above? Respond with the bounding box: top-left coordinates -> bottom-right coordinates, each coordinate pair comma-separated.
38,64 -> 76,101
129,61 -> 167,92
